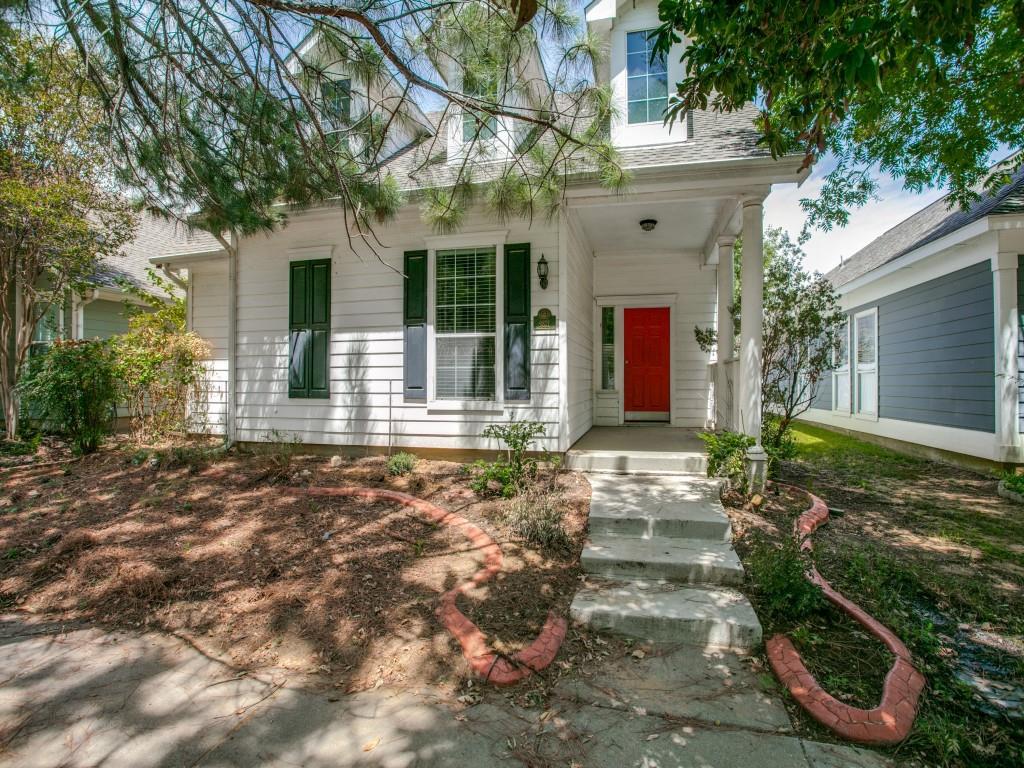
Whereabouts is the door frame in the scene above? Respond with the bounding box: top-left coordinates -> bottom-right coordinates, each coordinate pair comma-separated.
593,293 -> 676,425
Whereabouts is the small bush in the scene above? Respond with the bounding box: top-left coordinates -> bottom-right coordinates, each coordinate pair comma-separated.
1001,471 -> 1024,496
746,534 -> 824,623
387,451 -> 417,476
19,340 -> 118,454
0,435 -> 39,456
502,492 -> 571,553
762,417 -> 797,472
698,430 -> 754,491
473,420 -> 546,497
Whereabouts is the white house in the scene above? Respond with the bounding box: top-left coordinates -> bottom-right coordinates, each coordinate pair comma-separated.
152,0 -> 808,458
802,158 -> 1024,467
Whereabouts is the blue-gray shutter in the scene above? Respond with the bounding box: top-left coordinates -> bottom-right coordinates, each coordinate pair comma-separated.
504,242 -> 531,401
403,250 -> 428,400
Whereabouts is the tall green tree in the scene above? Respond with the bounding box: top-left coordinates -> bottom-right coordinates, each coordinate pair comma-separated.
696,229 -> 845,446
654,1 -> 1024,231
8,1 -> 621,252
0,31 -> 134,438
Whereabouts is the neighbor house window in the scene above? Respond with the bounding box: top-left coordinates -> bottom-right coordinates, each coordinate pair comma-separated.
833,316 -> 850,413
435,247 -> 496,400
626,30 -> 668,124
601,307 -> 615,390
461,73 -> 498,142
30,302 -> 61,356
854,309 -> 878,416
288,259 -> 331,399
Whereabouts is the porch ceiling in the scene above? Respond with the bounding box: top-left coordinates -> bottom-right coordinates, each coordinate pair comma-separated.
572,197 -> 727,253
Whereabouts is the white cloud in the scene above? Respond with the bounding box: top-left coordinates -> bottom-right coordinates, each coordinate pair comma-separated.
764,165 -> 947,276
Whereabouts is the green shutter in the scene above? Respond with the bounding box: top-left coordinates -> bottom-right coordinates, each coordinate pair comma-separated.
289,258 -> 331,399
504,243 -> 531,401
403,250 -> 428,399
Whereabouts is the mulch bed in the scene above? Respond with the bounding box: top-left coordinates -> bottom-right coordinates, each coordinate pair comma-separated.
0,438 -> 590,694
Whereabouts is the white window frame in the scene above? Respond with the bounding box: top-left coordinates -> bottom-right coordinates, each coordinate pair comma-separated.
832,316 -> 851,415
853,307 -> 879,420
624,28 -> 669,126
425,230 -> 507,413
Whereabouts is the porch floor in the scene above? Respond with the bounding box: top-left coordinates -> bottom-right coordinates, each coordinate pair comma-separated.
565,426 -> 707,475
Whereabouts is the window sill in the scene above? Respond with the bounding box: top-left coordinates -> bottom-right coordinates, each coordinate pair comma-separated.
427,400 -> 505,414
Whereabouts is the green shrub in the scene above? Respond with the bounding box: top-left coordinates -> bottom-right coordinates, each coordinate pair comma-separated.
18,340 -> 118,454
502,492 -> 571,553
746,534 -> 824,623
387,451 -> 417,476
1001,471 -> 1024,496
111,269 -> 209,440
762,416 -> 797,468
473,420 -> 546,497
698,430 -> 754,490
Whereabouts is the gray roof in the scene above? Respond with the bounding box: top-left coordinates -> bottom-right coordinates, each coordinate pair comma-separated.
95,213 -> 221,293
827,158 -> 1024,289
378,105 -> 768,191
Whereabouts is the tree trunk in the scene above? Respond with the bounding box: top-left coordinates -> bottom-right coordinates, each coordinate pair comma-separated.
1,382 -> 16,440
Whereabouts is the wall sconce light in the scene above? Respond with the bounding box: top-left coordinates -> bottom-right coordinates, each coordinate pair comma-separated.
640,218 -> 658,232
537,254 -> 549,289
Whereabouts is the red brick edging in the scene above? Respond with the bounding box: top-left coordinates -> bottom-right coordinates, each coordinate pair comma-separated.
765,484 -> 926,745
295,486 -> 567,686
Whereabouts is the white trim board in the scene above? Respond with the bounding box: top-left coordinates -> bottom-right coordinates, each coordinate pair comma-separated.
800,407 -> 1008,463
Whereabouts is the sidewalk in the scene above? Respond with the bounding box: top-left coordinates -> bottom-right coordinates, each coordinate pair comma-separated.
0,614 -> 890,767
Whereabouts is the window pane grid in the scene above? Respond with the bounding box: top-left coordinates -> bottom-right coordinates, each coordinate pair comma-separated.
435,247 -> 497,400
626,30 -> 668,125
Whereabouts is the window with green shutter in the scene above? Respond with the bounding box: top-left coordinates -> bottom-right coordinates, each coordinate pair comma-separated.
288,259 -> 331,399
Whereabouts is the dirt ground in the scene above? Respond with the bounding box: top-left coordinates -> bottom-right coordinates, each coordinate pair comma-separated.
0,438 -> 590,695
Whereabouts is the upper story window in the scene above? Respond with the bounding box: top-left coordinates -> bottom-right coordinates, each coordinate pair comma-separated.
626,30 -> 667,125
461,73 -> 498,142
321,78 -> 351,131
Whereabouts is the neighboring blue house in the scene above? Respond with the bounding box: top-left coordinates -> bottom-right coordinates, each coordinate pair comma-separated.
802,157 -> 1024,467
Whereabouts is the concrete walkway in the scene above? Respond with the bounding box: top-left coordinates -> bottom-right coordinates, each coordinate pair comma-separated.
571,473 -> 763,651
0,615 -> 891,767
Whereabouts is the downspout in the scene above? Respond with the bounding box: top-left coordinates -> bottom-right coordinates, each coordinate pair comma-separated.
225,232 -> 238,448
160,264 -> 188,292
74,289 -> 99,339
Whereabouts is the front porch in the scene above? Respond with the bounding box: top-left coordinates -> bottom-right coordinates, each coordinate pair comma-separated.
562,169 -> 783,451
564,425 -> 707,474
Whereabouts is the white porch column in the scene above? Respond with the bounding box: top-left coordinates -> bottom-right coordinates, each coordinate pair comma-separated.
716,237 -> 736,431
716,238 -> 735,361
993,251 -> 1019,459
738,198 -> 764,442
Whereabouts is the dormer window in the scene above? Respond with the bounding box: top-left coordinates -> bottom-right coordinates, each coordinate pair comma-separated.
461,73 -> 498,142
626,30 -> 667,124
321,78 -> 351,131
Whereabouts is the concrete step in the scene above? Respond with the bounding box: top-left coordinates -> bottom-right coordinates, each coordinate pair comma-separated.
570,581 -> 762,650
581,534 -> 745,585
589,500 -> 732,541
564,450 -> 707,475
587,474 -> 731,541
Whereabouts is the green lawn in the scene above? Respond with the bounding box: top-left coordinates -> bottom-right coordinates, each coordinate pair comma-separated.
735,423 -> 1024,767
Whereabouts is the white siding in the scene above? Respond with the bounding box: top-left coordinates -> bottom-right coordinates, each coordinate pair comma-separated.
594,251 -> 716,428
564,210 -> 594,445
220,208 -> 561,452
189,261 -> 229,435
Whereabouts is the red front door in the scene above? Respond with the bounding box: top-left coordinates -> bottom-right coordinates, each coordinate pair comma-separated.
624,307 -> 670,420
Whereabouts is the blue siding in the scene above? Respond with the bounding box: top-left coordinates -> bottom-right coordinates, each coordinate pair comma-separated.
810,375 -> 831,410
866,261 -> 995,432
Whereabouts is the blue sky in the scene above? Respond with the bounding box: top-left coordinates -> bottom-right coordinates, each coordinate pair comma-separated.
763,162 -> 947,277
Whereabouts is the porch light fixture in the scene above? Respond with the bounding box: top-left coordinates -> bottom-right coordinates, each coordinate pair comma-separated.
537,253 -> 549,289
639,218 -> 658,232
